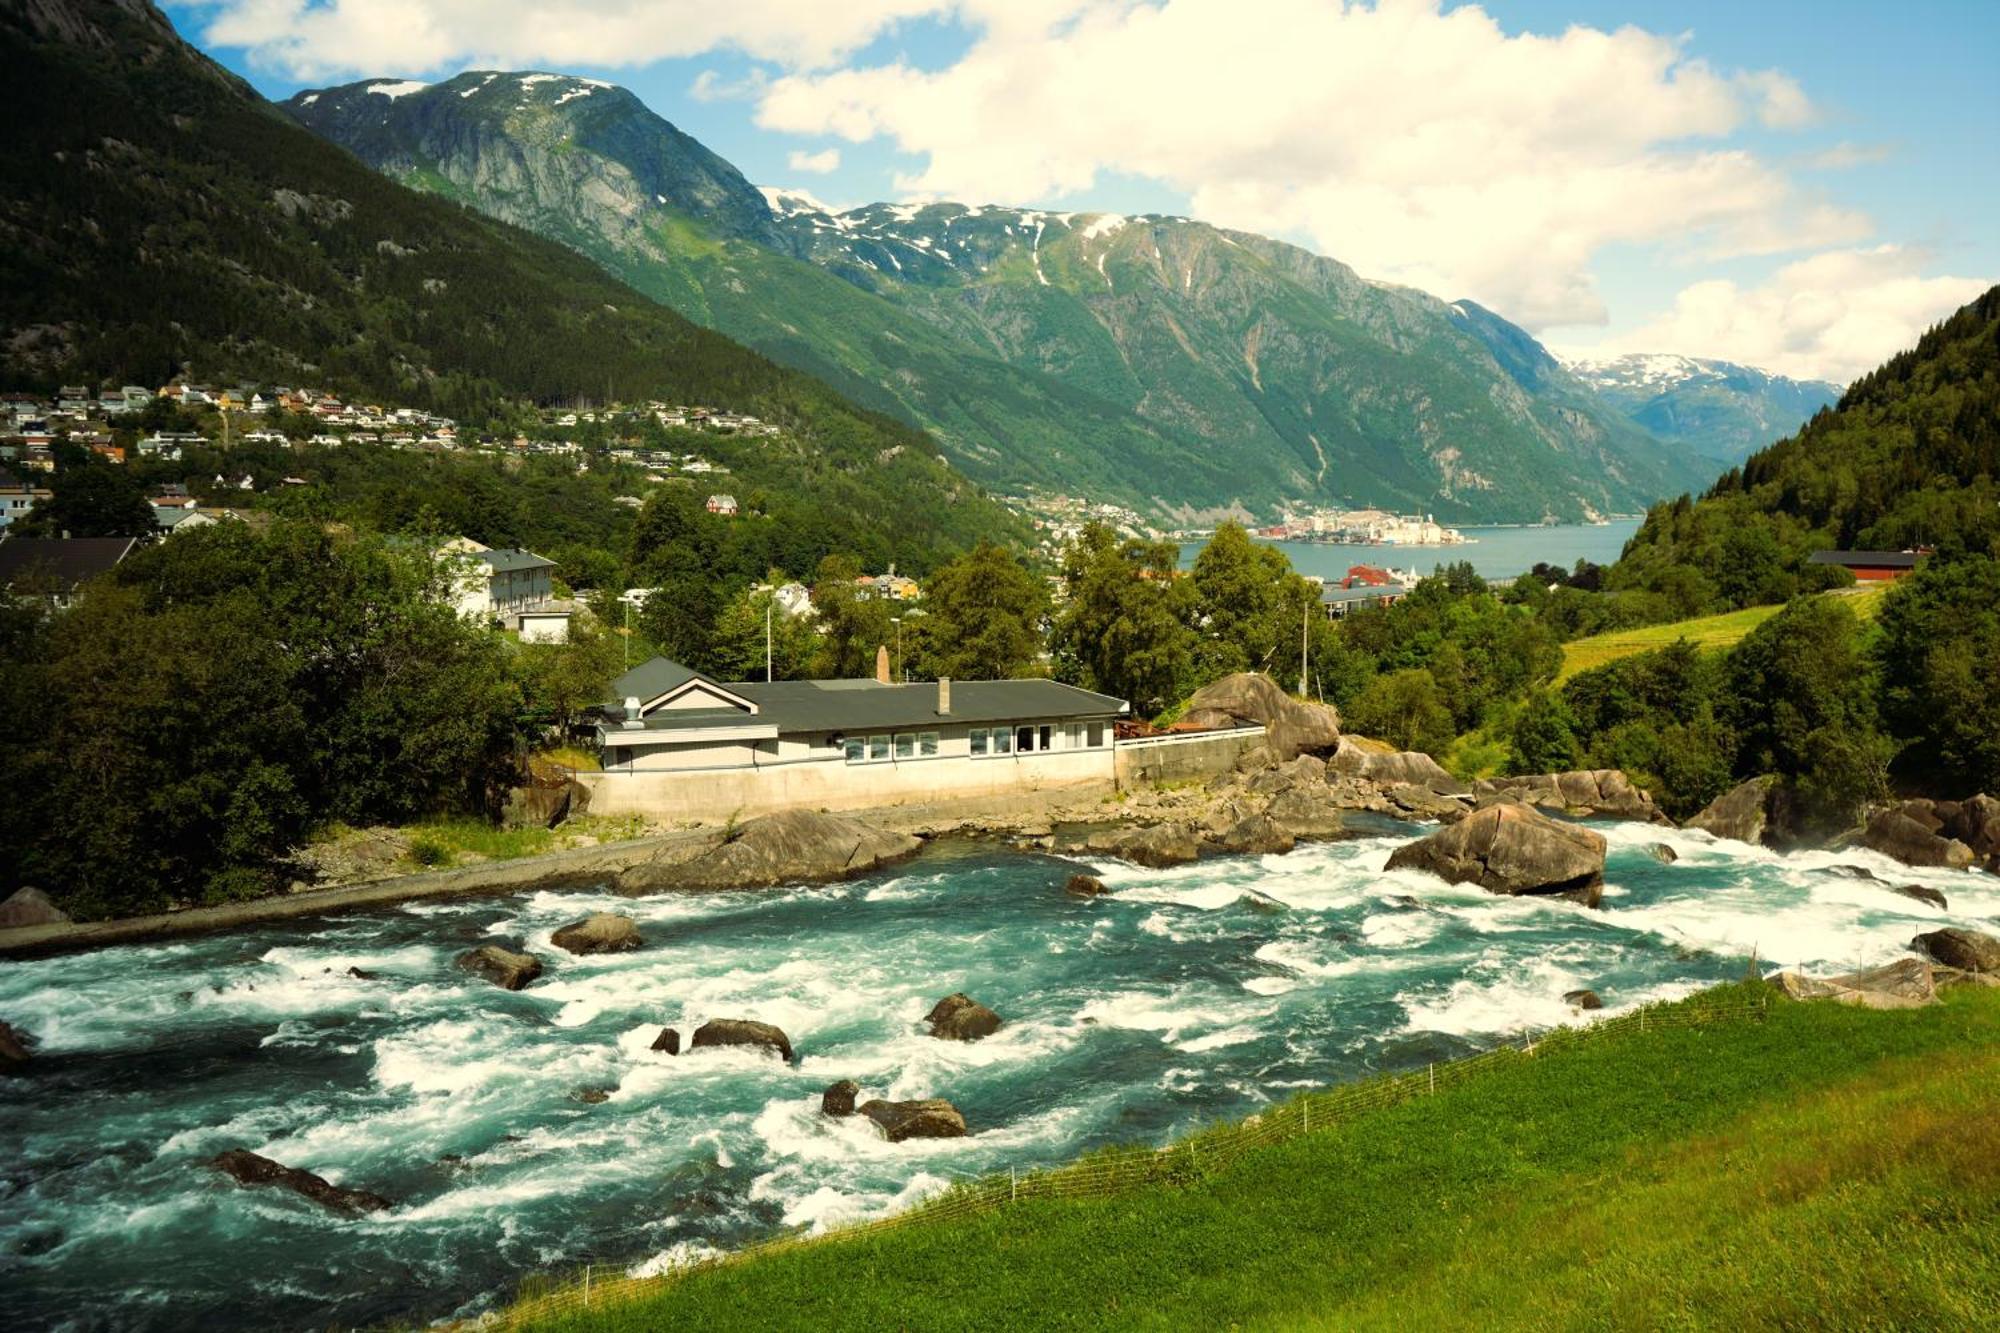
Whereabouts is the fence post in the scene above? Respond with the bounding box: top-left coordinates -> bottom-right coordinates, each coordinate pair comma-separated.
1429,1062 -> 1434,1094
583,1263 -> 591,1308
1304,1098 -> 1310,1134
1010,1165 -> 1018,1203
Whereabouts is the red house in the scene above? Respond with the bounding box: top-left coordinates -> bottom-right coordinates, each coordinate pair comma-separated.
1807,550 -> 1927,583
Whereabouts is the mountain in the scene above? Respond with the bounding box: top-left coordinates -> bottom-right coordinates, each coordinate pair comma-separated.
286,73 -> 1717,524
0,0 -> 1020,564
1566,353 -> 1843,464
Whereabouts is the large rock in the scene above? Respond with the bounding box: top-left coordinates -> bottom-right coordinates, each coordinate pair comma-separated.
1858,809 -> 1975,870
821,1080 -> 860,1117
1772,957 -> 1938,1009
1686,776 -> 1783,845
1384,803 -> 1607,906
649,1027 -> 681,1055
926,993 -> 1003,1041
501,781 -> 587,830
618,810 -> 921,893
859,1098 -> 968,1142
1181,673 -> 1341,760
1330,738 -> 1467,795
1475,770 -> 1664,823
1563,989 -> 1603,1011
1263,788 -> 1349,840
1383,783 -> 1472,824
209,1149 -> 391,1214
690,1018 -> 793,1063
0,1020 -> 31,1070
551,913 -> 643,956
1243,755 -> 1329,797
1083,822 -> 1201,868
1910,928 -> 2000,974
1063,874 -> 1109,898
1212,814 -> 1296,856
0,887 -> 69,929
456,945 -> 542,991
1938,794 -> 2000,862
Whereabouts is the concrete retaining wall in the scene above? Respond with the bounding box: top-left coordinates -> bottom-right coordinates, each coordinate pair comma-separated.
1113,727 -> 1268,788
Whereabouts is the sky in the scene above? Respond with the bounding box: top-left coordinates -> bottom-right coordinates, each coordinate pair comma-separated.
163,0 -> 1999,385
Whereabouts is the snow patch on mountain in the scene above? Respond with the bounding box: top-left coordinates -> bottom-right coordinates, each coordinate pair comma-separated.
366,80 -> 429,99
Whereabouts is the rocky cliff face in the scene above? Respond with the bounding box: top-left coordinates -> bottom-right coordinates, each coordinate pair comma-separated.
1566,352 -> 1842,464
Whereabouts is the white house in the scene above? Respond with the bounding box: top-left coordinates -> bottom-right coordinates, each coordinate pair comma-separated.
583,656 -> 1128,821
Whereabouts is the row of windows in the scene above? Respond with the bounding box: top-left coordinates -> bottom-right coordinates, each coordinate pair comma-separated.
844,731 -> 940,764
841,722 -> 1107,764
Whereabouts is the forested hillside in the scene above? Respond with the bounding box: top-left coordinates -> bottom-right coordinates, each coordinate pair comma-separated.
0,0 -> 1020,560
1609,286 -> 2000,615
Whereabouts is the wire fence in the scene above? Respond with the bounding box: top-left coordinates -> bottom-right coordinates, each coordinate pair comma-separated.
488,992 -> 1771,1329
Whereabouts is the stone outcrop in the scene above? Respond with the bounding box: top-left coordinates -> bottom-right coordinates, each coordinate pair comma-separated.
1330,738 -> 1467,795
822,1080 -> 860,1117
456,944 -> 542,991
1079,822 -> 1201,869
1771,956 -> 1938,1009
1382,783 -> 1471,823
1563,989 -> 1603,1010
690,1018 -> 793,1063
1858,808 -> 1975,870
1243,755 -> 1329,797
209,1149 -> 391,1214
1213,814 -> 1295,856
650,1027 -> 681,1055
551,912 -> 644,955
0,887 -> 69,929
1063,874 -> 1109,898
1890,884 -> 1947,910
859,1098 -> 968,1142
1686,776 -> 1782,845
1476,770 -> 1665,823
926,993 -> 1003,1042
1,1020 -> 32,1070
1910,928 -> 2000,974
1180,673 -> 1341,760
617,810 -> 921,893
501,780 -> 589,830
1885,795 -> 2000,868
1384,803 -> 1607,906
1262,788 -> 1349,840
1647,843 -> 1678,864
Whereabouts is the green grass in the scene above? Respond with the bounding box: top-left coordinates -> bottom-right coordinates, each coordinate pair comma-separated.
1557,585 -> 1889,682
508,982 -> 2000,1331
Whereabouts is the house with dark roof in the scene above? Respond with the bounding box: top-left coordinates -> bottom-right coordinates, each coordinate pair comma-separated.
446,542 -> 558,623
0,535 -> 137,606
584,655 -> 1129,819
1807,550 -> 1928,582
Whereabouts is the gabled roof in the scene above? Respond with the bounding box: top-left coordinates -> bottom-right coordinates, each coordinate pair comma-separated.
477,547 -> 555,574
0,536 -> 137,591
1321,583 -> 1405,605
1808,550 -> 1925,568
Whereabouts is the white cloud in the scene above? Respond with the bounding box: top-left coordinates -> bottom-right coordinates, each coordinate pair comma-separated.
1573,246 -> 1989,383
753,0 -> 1864,329
1805,141 -> 1893,170
786,147 -> 842,174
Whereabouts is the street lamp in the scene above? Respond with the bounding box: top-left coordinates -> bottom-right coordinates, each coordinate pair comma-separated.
891,615 -> 904,683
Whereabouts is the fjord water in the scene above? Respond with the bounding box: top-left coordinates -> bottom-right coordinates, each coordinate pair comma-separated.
1258,519 -> 1643,581
4,821 -> 1992,1330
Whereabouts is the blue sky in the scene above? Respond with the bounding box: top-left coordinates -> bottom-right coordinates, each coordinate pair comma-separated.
165,0 -> 1997,381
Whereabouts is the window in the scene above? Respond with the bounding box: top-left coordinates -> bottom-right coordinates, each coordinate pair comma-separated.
869,734 -> 889,761
993,728 -> 1013,755
1088,722 -> 1104,748
1016,725 -> 1035,753
1039,724 -> 1054,752
970,728 -> 989,756
1066,723 -> 1084,750
895,733 -> 915,760
920,732 -> 939,757
843,738 -> 865,764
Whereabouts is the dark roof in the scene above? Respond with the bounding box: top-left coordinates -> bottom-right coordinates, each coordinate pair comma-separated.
0,536 -> 136,591
478,548 -> 555,574
604,657 -> 1127,735
1808,550 -> 1925,568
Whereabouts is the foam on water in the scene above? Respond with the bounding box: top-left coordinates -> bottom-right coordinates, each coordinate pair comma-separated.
6,827 -> 1994,1330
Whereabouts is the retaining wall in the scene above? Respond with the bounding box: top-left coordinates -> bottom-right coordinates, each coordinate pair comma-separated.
1113,726 -> 1267,789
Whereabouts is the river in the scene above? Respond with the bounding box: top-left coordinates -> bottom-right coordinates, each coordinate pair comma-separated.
2,820 -> 1990,1330
1250,519 -> 1642,582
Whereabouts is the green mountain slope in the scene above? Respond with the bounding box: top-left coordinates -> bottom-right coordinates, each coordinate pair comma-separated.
1610,285 -> 2000,606
285,73 -> 1715,523
0,1 -> 1020,562
1568,353 -> 1843,464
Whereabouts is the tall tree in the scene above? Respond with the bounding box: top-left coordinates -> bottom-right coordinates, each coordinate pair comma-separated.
915,541 -> 1048,680
1050,524 -> 1194,715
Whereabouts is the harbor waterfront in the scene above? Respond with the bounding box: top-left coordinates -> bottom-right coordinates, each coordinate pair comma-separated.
2,821 -> 1990,1331
1255,520 -> 1642,582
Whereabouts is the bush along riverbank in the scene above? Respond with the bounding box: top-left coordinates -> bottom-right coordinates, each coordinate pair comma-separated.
503,979 -> 2000,1332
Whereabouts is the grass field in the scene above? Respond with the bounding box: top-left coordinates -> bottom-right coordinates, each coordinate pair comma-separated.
1556,585 -> 1890,683
509,981 -> 2000,1332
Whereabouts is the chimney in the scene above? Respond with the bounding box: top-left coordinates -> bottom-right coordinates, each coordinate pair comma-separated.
874,644 -> 891,684
937,677 -> 952,716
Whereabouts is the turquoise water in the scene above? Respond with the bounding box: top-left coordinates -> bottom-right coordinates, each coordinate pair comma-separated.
1253,520 -> 1642,581
2,819 -> 1992,1329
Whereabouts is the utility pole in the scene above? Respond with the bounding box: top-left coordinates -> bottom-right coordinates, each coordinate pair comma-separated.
765,595 -> 774,682
1298,596 -> 1310,697
893,615 -> 904,683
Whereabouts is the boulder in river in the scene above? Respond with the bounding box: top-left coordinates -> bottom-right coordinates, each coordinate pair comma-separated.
0,1020 -> 32,1070
1910,928 -> 2000,974
1063,874 -> 1109,898
926,993 -> 1003,1042
1563,989 -> 1604,1011
1328,737 -> 1468,795
1181,672 -> 1341,760
821,1080 -> 860,1117
690,1018 -> 794,1063
1243,755 -> 1329,798
1212,814 -> 1295,856
859,1098 -> 968,1142
1084,822 -> 1201,869
1858,809 -> 1975,870
1384,803 -> 1607,906
1890,884 -> 1948,910
1475,770 -> 1664,823
209,1149 -> 391,1214
456,944 -> 542,991
1263,788 -> 1348,840
551,913 -> 644,956
618,810 -> 922,893
0,887 -> 69,930
650,1027 -> 681,1055
1685,776 -> 1782,845
1647,844 -> 1678,864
